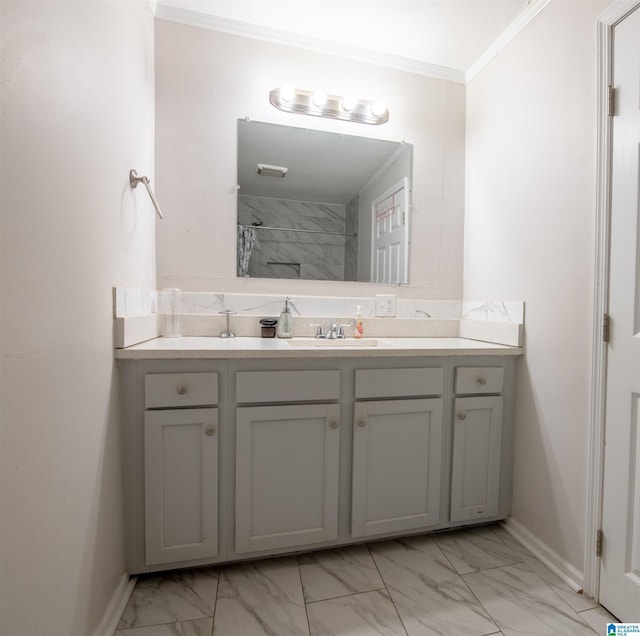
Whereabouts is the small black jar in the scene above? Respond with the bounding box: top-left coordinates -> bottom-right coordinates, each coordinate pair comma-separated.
259,318 -> 278,338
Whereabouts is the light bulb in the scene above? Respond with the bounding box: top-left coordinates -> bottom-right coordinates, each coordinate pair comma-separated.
311,90 -> 327,107
279,84 -> 295,103
342,94 -> 357,111
371,100 -> 387,117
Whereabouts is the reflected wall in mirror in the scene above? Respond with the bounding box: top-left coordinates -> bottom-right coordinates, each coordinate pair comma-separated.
237,120 -> 412,283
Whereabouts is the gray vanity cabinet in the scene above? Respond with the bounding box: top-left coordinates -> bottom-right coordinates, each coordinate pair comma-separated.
351,367 -> 444,537
450,366 -> 509,523
234,370 -> 341,554
120,354 -> 517,574
143,372 -> 219,565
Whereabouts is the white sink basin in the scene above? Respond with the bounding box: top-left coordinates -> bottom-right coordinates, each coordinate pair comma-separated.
287,338 -> 380,347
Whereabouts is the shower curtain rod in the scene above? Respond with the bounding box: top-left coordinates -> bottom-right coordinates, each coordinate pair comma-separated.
239,223 -> 356,237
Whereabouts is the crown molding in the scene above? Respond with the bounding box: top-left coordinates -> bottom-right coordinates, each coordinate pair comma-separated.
465,0 -> 551,83
154,3 -> 466,84
154,1 -> 552,86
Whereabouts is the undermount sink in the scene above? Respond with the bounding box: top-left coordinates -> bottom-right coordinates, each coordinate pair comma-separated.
286,338 -> 381,347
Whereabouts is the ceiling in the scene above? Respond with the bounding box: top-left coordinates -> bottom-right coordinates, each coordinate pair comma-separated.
155,0 -> 533,77
238,120 -> 406,203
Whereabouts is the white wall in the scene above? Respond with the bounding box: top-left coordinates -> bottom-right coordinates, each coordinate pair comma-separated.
155,19 -> 465,299
0,2 -> 156,634
464,0 -> 608,572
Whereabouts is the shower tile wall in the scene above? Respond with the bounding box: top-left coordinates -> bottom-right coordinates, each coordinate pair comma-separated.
238,195 -> 347,280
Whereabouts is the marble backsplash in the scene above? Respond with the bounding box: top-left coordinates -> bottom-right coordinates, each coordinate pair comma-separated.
114,287 -> 525,348
114,288 -> 464,320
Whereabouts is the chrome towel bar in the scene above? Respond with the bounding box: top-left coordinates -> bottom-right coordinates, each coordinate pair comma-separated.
129,169 -> 164,219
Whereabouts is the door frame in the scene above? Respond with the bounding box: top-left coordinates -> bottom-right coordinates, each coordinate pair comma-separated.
586,0 -> 640,600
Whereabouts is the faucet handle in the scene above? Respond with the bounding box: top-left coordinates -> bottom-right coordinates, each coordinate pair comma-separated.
338,323 -> 352,338
310,323 -> 325,338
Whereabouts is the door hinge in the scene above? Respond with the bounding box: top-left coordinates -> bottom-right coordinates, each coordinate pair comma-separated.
608,85 -> 616,117
596,529 -> 603,557
603,314 -> 610,343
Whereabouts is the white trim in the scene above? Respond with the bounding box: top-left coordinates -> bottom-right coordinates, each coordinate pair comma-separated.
465,0 -> 551,83
587,0 -> 640,602
154,3 -> 465,84
92,573 -> 136,636
598,0 -> 640,24
501,518 -> 584,593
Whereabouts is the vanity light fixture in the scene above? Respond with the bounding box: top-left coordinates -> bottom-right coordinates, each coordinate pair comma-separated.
269,86 -> 389,125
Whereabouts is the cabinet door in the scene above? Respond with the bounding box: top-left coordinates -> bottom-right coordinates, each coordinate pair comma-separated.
144,408 -> 218,565
235,403 -> 340,554
450,396 -> 503,522
352,398 -> 443,537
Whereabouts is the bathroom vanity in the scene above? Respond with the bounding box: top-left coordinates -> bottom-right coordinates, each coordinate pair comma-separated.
116,337 -> 522,574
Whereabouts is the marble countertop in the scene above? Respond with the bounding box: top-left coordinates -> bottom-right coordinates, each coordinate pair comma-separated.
114,336 -> 524,360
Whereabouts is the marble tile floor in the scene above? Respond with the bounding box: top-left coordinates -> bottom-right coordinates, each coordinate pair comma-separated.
115,524 -> 618,636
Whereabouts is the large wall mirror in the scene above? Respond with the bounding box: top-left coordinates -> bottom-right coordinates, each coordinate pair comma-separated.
237,120 -> 412,283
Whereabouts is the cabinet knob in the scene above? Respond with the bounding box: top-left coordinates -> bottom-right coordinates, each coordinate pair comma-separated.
205,426 -> 216,436
457,411 -> 467,420
176,385 -> 187,395
477,377 -> 487,386
358,420 -> 366,428
329,421 -> 339,429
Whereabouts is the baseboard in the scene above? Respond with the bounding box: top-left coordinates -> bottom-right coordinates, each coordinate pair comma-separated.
500,517 -> 584,593
93,572 -> 137,636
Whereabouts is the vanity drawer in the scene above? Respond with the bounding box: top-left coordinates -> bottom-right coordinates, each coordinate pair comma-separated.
236,370 -> 340,403
145,372 -> 218,408
455,367 -> 504,395
355,367 -> 444,399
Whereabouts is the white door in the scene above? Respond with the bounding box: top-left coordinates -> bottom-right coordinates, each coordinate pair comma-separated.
144,408 -> 218,565
600,4 -> 640,621
371,178 -> 409,283
352,398 -> 443,537
235,403 -> 340,554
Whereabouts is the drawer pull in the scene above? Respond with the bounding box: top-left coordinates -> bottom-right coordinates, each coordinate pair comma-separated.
457,411 -> 467,421
357,419 -> 366,428
329,421 -> 339,429
205,426 -> 216,436
477,377 -> 487,386
176,385 -> 187,395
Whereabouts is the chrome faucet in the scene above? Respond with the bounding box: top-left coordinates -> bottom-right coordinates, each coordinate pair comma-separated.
328,323 -> 346,339
311,322 -> 351,339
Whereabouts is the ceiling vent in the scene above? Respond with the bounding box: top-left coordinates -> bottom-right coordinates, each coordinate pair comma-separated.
257,163 -> 288,178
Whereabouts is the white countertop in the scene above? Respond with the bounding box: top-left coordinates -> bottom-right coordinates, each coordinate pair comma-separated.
115,336 -> 524,360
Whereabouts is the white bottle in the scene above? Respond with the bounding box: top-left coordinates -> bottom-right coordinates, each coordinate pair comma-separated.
354,305 -> 364,339
278,298 -> 292,338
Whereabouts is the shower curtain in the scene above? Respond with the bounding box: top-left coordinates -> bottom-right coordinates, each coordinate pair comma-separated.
237,224 -> 257,277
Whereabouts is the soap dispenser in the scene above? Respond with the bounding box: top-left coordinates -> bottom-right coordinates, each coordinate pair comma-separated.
278,298 -> 293,338
354,305 -> 364,339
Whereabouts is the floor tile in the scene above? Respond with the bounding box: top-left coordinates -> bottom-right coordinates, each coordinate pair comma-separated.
115,617 -> 213,635
464,562 -> 594,635
579,605 -> 620,633
491,525 -> 597,613
491,525 -> 534,559
299,544 -> 384,602
213,556 -> 308,635
434,526 -> 521,574
520,554 -> 597,613
370,536 -> 497,636
117,568 -> 218,630
306,589 -> 407,636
